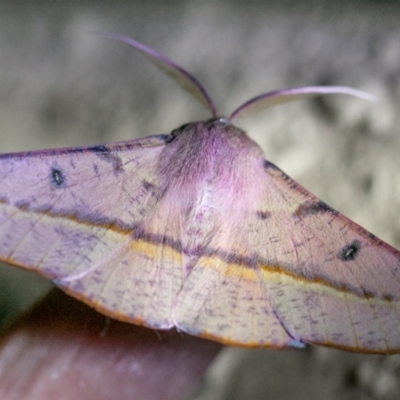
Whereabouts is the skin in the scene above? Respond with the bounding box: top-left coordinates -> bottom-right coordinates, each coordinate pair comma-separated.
0,288 -> 222,400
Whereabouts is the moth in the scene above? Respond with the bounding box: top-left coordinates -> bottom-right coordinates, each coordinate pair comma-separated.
0,33 -> 399,354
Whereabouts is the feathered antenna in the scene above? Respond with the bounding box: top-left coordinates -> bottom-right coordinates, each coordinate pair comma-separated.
96,32 -> 217,118
229,86 -> 376,122
97,33 -> 375,122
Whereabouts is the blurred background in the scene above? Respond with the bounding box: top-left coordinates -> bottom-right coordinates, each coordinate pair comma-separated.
1,0 -> 400,399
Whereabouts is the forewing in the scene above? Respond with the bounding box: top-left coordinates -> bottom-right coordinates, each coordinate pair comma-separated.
0,135 -> 183,328
250,161 -> 400,353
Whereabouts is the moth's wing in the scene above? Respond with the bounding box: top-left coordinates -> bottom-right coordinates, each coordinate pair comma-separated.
250,161 -> 400,353
0,135 -> 183,329
173,159 -> 400,353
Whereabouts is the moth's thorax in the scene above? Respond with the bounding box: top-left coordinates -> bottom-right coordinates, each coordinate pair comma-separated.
159,120 -> 263,181
158,119 -> 265,210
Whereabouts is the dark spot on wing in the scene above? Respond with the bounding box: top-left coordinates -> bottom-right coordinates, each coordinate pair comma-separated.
362,288 -> 374,299
51,168 -> 65,188
338,240 -> 361,261
295,201 -> 338,217
142,180 -> 163,200
88,145 -> 109,153
89,145 -> 123,173
263,160 -> 279,171
369,232 -> 377,241
263,160 -> 291,181
142,180 -> 155,191
384,294 -> 394,302
257,210 -> 271,220
148,134 -> 172,142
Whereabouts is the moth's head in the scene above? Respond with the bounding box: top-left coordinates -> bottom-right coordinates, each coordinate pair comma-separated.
171,117 -> 229,136
169,117 -> 258,144
165,117 -> 264,163
98,32 -> 376,125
